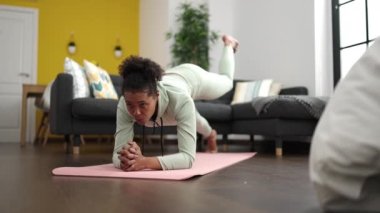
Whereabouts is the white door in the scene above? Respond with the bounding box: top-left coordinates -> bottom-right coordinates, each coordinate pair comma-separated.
0,5 -> 38,143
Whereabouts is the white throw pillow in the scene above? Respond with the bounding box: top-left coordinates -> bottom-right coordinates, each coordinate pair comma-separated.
83,60 -> 118,100
64,57 -> 90,98
40,80 -> 54,111
310,38 -> 380,205
231,79 -> 275,105
268,82 -> 282,96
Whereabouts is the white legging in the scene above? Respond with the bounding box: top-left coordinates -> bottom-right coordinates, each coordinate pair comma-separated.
164,46 -> 235,137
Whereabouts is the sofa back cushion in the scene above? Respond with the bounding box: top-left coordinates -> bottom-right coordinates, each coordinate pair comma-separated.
279,87 -> 308,95
231,79 -> 275,104
111,75 -> 123,97
64,57 -> 90,99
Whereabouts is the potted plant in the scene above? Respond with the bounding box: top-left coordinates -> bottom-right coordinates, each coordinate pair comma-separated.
166,3 -> 219,70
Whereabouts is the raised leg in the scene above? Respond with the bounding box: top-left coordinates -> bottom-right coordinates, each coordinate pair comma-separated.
222,35 -> 239,53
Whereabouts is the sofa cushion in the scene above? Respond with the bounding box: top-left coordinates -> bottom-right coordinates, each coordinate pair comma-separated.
111,75 -> 123,97
195,101 -> 232,121
232,103 -> 260,120
251,96 -> 327,119
72,98 -> 118,119
232,96 -> 327,120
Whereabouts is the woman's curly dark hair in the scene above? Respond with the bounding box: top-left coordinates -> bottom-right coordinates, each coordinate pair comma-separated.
119,56 -> 164,96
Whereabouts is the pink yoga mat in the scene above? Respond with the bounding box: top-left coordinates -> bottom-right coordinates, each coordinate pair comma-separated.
52,152 -> 255,180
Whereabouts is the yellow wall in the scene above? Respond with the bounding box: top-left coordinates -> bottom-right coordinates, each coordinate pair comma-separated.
1,0 -> 139,138
0,0 -> 139,84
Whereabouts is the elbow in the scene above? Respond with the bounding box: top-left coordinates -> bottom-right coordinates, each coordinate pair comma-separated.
186,153 -> 195,169
112,154 -> 121,169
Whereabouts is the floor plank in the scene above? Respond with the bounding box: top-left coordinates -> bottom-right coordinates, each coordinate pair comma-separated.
0,141 -> 321,213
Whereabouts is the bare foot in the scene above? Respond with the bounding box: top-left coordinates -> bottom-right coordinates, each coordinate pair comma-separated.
206,129 -> 218,153
222,35 -> 239,53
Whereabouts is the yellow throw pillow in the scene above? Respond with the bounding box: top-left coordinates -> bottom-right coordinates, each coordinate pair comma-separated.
83,60 -> 118,99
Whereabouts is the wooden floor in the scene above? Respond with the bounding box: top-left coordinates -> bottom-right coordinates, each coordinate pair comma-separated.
0,140 -> 321,213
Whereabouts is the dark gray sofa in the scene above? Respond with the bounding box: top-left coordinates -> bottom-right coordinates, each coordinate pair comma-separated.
50,73 -> 326,156
195,81 -> 326,156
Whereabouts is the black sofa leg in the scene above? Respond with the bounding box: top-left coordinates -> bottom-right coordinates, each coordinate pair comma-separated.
73,134 -> 81,155
275,137 -> 283,157
250,135 -> 255,152
63,134 -> 71,154
222,134 -> 228,151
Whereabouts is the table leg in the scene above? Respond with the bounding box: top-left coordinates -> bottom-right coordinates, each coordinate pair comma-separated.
20,88 -> 27,146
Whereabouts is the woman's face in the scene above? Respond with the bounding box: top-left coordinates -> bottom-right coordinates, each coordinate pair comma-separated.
124,91 -> 158,125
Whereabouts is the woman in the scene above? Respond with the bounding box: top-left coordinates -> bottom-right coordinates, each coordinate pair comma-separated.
113,35 -> 239,171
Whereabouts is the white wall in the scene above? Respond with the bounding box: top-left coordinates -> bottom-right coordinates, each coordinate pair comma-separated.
314,0 -> 334,96
140,0 -> 333,96
208,0 -> 235,73
209,0 -> 316,95
139,0 -> 170,68
140,0 -> 207,69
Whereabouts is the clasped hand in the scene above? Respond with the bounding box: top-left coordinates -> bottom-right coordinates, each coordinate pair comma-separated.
117,141 -> 145,171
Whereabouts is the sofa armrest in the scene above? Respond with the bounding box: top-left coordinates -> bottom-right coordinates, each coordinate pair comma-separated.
50,73 -> 74,134
279,87 -> 308,95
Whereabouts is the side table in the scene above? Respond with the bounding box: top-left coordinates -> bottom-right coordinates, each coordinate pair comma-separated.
20,84 -> 46,146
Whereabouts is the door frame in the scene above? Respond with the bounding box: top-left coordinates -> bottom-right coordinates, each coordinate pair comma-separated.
0,5 -> 39,142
